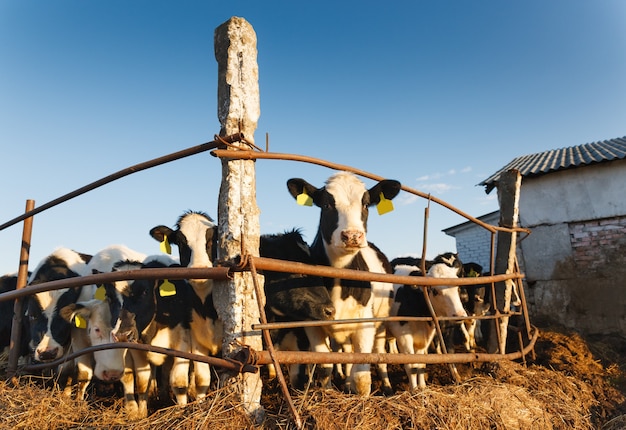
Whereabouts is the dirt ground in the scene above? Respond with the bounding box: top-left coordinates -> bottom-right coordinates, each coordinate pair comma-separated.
1,323 -> 625,429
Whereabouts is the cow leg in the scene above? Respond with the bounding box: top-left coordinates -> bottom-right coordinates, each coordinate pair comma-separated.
74,354 -> 94,400
348,324 -> 375,396
374,325 -> 394,395
304,327 -> 333,389
394,331 -> 420,391
123,349 -> 151,419
191,343 -> 211,401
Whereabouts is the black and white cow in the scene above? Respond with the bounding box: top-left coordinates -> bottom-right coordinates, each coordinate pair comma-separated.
387,252 -> 468,391
149,211 -> 221,401
109,255 -> 193,408
0,273 -> 31,358
286,171 -> 401,396
259,229 -> 335,389
57,244 -> 148,406
25,248 -> 94,398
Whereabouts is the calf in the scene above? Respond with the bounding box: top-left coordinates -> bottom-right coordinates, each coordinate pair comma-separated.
387,252 -> 468,391
286,171 -> 401,396
109,255 -> 193,407
25,248 -> 94,399
259,229 -> 335,389
57,245 -> 148,402
149,211 -> 221,400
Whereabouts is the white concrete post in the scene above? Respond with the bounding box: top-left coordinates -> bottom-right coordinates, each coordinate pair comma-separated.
213,16 -> 263,421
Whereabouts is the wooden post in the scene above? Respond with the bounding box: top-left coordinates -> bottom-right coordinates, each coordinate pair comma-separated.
488,169 -> 522,354
7,199 -> 35,380
213,17 -> 263,421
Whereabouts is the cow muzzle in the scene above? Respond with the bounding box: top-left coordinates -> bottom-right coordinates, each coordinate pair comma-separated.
340,230 -> 365,248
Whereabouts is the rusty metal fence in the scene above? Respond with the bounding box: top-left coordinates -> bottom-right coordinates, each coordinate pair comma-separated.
0,133 -> 537,427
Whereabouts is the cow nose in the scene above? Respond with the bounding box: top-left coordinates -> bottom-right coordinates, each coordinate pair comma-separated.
341,230 -> 364,247
101,370 -> 123,382
112,330 -> 134,343
37,348 -> 59,362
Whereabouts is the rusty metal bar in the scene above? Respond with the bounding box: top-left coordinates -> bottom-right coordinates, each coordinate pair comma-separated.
249,258 -> 303,430
0,267 -> 232,303
252,312 -> 523,331
247,256 -> 523,287
210,149 -> 532,237
21,342 -> 257,374
0,133 -> 245,232
18,325 -> 538,377
253,326 -> 538,366
7,199 -> 35,380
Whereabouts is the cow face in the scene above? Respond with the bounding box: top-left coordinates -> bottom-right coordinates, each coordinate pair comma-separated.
60,299 -> 125,382
426,253 -> 468,318
26,249 -> 91,362
287,172 -> 400,264
150,211 -> 217,291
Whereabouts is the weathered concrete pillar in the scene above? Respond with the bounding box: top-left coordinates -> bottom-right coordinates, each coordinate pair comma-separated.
488,169 -> 522,354
213,17 -> 263,421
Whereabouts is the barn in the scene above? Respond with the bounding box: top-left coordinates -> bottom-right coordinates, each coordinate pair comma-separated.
444,136 -> 626,336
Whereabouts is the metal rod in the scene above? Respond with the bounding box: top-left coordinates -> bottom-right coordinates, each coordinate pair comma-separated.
0,133 -> 245,232
249,258 -> 303,430
247,257 -> 522,287
210,149 -> 532,237
0,266 -> 232,303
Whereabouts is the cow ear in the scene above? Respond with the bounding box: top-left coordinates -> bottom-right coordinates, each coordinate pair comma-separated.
287,178 -> 319,202
59,303 -> 91,324
368,179 -> 401,206
150,225 -> 175,243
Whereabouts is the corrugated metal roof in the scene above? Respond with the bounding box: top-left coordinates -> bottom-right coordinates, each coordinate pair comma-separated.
478,136 -> 626,194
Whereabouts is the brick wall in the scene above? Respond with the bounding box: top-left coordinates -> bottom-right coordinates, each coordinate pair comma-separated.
569,215 -> 626,275
454,227 -> 494,273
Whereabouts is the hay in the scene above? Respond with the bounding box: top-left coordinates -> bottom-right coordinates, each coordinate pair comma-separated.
0,327 -> 624,430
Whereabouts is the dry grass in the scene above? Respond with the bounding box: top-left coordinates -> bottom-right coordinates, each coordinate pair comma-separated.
0,326 -> 625,430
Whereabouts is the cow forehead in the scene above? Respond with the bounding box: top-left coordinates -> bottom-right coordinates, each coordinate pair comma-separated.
178,213 -> 214,237
324,173 -> 367,208
34,288 -> 69,313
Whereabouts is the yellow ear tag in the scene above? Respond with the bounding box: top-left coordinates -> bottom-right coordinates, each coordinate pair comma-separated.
160,235 -> 172,254
159,279 -> 176,297
377,192 -> 394,215
94,285 -> 106,301
75,315 -> 87,329
296,192 -> 313,207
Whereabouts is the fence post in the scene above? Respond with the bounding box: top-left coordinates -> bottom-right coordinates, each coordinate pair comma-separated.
213,17 -> 263,422
7,199 -> 35,380
488,169 -> 522,353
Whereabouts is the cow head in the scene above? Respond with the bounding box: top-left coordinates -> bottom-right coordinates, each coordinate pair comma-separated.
426,253 -> 467,318
150,211 -> 217,291
60,299 -> 125,382
26,249 -> 91,362
287,172 -> 401,264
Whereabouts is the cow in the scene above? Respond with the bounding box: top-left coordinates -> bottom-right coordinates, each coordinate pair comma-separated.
0,273 -> 31,359
24,247 -> 94,398
55,244 -> 148,406
149,211 -> 221,400
386,252 -> 468,391
286,171 -> 401,396
109,255 -> 193,408
259,229 -> 336,389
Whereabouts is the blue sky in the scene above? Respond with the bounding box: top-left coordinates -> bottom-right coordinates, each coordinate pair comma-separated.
1,1 -> 625,276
